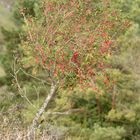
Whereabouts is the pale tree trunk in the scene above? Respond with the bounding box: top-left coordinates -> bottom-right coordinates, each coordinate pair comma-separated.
28,82 -> 57,139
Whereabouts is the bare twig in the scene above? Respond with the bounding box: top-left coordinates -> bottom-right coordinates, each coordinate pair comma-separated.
12,60 -> 36,109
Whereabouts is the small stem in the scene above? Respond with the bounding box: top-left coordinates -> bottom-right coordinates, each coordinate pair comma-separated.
112,85 -> 116,109
96,96 -> 102,114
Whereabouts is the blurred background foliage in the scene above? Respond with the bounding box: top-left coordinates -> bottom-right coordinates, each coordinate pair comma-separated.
0,0 -> 140,139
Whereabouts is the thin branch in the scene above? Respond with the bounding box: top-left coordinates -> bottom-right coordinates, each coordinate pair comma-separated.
12,60 -> 36,108
20,68 -> 51,86
45,109 -> 85,116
